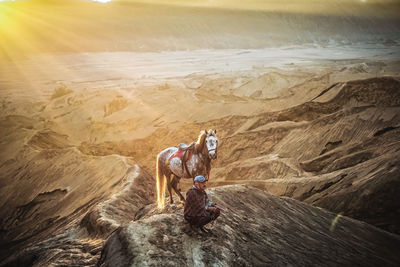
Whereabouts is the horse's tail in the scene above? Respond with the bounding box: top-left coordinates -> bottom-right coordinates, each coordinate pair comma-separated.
156,154 -> 166,209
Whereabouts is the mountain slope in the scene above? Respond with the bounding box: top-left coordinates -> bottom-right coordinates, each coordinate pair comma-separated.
99,185 -> 400,266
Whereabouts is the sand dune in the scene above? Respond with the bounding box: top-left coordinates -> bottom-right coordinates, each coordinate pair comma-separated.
1,38 -> 400,266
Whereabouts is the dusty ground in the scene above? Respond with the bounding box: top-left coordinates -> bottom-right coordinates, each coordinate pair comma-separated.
1,41 -> 400,266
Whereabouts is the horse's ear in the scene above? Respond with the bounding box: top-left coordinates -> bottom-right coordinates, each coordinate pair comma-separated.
204,129 -> 208,135
214,129 -> 217,134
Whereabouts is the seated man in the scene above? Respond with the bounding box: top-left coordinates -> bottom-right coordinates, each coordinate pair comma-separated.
184,175 -> 220,232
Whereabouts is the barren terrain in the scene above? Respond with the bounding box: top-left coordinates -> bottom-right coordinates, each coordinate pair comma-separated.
1,0 -> 399,266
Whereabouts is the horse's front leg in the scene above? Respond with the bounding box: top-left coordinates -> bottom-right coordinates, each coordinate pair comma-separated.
171,175 -> 185,203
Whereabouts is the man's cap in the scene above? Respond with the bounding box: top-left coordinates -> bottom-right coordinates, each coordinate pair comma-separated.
194,175 -> 206,183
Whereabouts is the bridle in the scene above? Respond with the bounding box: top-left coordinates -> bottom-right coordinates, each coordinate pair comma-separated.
204,135 -> 218,159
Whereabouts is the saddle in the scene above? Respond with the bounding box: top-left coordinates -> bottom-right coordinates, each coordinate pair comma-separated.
178,143 -> 192,151
166,142 -> 194,163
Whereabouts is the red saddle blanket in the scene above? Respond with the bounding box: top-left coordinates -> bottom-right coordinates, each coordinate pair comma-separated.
167,149 -> 193,164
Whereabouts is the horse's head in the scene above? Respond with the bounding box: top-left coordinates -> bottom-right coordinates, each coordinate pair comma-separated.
204,129 -> 218,160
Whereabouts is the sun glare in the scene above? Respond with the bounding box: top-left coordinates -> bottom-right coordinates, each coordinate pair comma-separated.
91,0 -> 112,3
0,0 -> 112,2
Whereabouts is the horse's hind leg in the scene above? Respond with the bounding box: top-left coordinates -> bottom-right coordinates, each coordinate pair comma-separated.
166,173 -> 174,204
171,175 -> 185,202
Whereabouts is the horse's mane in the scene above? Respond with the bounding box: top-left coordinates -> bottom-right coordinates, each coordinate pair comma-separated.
194,130 -> 206,153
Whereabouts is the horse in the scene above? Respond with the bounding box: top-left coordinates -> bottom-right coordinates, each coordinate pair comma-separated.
156,129 -> 218,209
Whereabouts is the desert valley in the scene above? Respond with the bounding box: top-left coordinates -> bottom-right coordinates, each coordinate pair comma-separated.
0,0 -> 400,266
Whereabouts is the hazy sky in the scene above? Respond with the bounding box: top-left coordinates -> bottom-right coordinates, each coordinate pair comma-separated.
96,0 -> 398,17
0,0 -> 397,6
101,0 -> 399,10
0,0 -> 399,59
0,0 -> 396,15
0,0 -> 398,8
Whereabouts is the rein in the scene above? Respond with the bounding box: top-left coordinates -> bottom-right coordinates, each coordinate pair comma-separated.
183,149 -> 193,178
200,138 -> 212,180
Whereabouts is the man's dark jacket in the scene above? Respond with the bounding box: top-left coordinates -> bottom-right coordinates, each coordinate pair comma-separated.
184,187 -> 208,218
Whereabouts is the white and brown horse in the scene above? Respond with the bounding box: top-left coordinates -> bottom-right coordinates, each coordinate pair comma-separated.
156,129 -> 218,209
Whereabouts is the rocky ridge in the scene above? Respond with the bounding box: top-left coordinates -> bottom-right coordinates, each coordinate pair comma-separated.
99,185 -> 400,267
